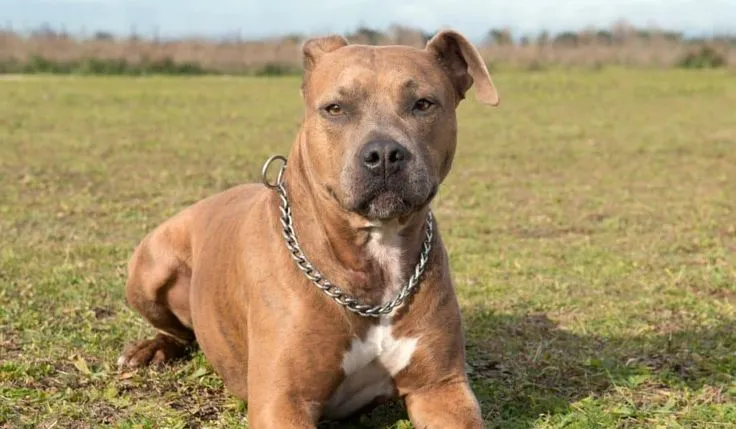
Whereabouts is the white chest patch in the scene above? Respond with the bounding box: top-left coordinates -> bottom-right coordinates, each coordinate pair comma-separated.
324,319 -> 418,419
324,220 -> 419,419
365,219 -> 405,298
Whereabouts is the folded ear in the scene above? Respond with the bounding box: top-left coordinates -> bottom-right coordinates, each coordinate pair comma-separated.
302,35 -> 349,82
425,30 -> 499,106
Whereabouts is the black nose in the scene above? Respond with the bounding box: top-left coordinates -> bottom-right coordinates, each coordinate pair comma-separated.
360,140 -> 410,176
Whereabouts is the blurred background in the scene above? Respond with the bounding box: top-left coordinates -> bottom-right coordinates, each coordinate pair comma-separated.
1,0 -> 734,74
2,1 -> 736,428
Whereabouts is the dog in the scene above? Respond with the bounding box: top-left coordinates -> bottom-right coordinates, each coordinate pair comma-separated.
118,29 -> 499,428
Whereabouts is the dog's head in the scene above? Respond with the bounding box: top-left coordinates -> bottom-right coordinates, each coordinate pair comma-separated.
298,30 -> 499,221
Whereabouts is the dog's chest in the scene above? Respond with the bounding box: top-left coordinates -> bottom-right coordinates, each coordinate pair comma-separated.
324,223 -> 418,419
323,320 -> 418,419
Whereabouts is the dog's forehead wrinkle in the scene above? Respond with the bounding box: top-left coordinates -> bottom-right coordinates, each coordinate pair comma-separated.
320,70 -> 376,103
332,49 -> 436,92
315,56 -> 445,115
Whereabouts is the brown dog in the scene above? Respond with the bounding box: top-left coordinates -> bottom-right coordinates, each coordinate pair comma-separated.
118,29 -> 499,428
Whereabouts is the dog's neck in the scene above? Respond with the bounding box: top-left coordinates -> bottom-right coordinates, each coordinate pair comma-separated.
281,133 -> 428,303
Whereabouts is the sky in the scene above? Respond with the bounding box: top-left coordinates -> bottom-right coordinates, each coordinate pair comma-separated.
2,0 -> 735,41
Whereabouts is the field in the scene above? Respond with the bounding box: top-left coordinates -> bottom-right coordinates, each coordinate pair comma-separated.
1,69 -> 736,428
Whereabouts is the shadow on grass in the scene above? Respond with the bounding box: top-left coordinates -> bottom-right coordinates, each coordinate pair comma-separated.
463,309 -> 736,427
319,310 -> 736,428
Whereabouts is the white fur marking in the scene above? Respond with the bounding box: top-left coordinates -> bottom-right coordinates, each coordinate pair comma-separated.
324,321 -> 418,419
365,218 -> 405,298
324,221 -> 419,419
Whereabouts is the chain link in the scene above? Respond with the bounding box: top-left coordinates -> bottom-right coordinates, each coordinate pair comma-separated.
263,157 -> 433,318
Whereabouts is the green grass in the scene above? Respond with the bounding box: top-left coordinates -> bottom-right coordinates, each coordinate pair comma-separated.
1,69 -> 735,428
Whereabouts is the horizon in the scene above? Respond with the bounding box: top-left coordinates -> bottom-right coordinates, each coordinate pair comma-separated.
2,0 -> 735,42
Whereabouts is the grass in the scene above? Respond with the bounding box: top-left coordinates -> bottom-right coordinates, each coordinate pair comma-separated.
1,68 -> 735,428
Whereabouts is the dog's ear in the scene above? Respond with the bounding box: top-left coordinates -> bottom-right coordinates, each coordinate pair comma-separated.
302,35 -> 349,82
425,30 -> 499,106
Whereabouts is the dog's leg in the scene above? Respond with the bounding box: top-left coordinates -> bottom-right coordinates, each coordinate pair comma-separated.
404,380 -> 483,429
247,395 -> 319,429
118,231 -> 196,368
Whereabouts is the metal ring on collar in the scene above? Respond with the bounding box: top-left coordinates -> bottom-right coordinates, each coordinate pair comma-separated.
261,155 -> 287,189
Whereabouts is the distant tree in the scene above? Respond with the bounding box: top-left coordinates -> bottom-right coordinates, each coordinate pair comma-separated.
487,28 -> 513,45
611,20 -> 636,43
636,30 -> 653,40
662,31 -> 684,43
536,31 -> 550,46
678,45 -> 727,68
94,31 -> 115,41
596,30 -> 614,45
578,28 -> 596,45
389,24 -> 425,47
31,23 -> 58,38
354,26 -> 383,45
283,33 -> 303,44
554,31 -> 579,47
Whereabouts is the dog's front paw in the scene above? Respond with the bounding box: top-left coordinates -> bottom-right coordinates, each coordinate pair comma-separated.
117,333 -> 192,368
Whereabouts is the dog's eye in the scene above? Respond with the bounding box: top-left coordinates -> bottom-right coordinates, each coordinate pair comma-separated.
413,99 -> 435,113
324,104 -> 343,116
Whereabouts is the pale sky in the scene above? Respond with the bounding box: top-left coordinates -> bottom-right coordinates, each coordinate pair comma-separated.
2,0 -> 734,40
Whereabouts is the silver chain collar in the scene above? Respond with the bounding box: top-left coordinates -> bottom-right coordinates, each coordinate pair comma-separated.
261,155 -> 434,318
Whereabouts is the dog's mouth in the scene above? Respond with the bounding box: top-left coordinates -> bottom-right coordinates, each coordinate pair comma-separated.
358,190 -> 410,220
350,181 -> 438,221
